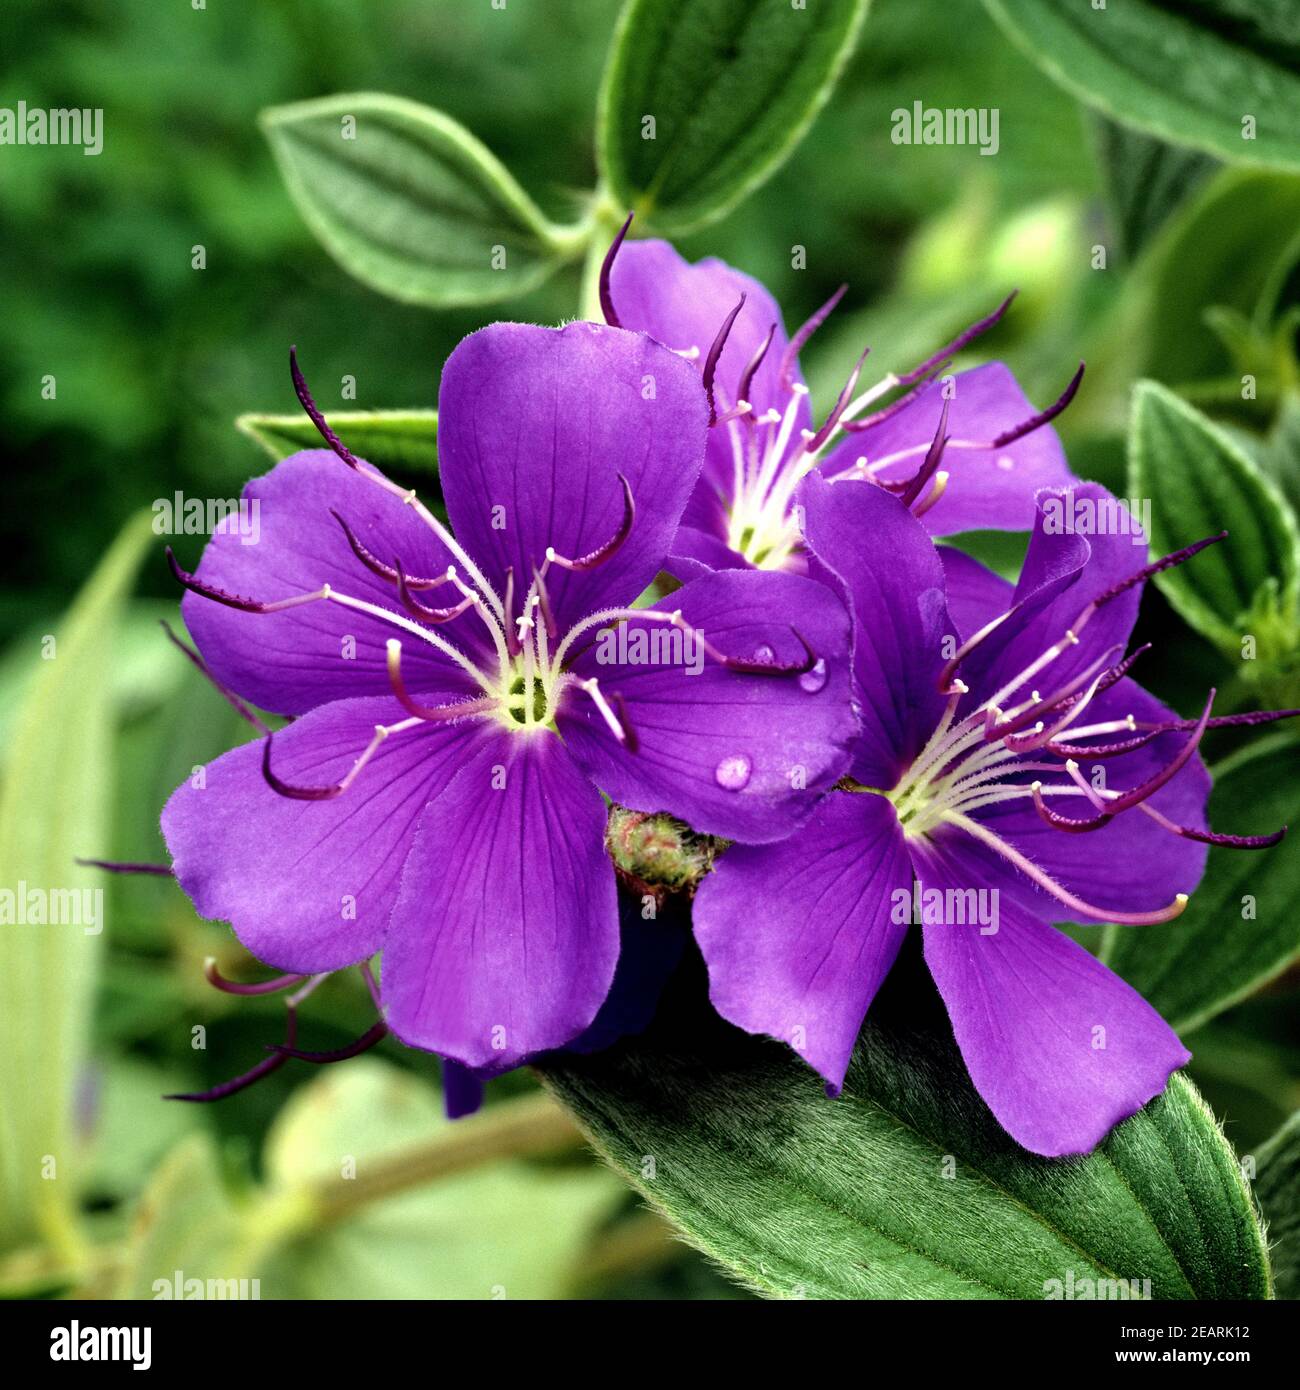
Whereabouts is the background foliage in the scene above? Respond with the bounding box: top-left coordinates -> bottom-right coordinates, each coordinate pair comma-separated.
0,0 -> 1297,1300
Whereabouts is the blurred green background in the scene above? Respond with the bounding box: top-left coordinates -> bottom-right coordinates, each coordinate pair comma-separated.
1,0 -> 1297,1300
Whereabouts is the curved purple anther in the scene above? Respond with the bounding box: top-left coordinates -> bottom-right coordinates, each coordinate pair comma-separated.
76,857 -> 174,876
840,359 -> 950,434
1061,643 -> 1152,707
385,642 -> 491,724
204,959 -> 307,997
896,291 -> 1017,387
612,690 -> 639,754
290,345 -> 360,470
1187,825 -> 1287,849
1145,816 -> 1287,851
1099,690 -> 1215,814
165,1010 -> 297,1103
532,567 -> 558,640
598,212 -> 634,328
166,547 -> 321,615
261,731 -> 346,801
736,323 -> 777,412
550,474 -> 635,571
713,627 -> 818,677
1093,532 -> 1227,611
330,511 -> 449,590
779,284 -> 848,390
1138,707 -> 1300,736
268,1019 -> 389,1064
986,362 -> 1084,449
805,345 -> 871,455
395,560 -> 476,624
704,295 -> 747,426
1044,731 -> 1162,760
1054,705 -> 1300,763
160,619 -> 269,732
503,565 -> 520,656
1029,783 -> 1112,834
898,397 -> 951,509
1035,691 -> 1216,831
166,545 -> 265,612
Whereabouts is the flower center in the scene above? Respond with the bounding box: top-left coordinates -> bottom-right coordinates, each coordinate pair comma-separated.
834,530 -> 1295,929
495,662 -> 555,731
886,708 -> 1041,841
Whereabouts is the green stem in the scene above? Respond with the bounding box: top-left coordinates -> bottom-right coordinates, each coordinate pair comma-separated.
578,193 -> 627,322
303,1090 -> 584,1229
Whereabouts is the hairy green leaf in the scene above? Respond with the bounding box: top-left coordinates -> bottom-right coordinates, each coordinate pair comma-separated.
984,0 -> 1300,172
1102,738 -> 1300,1034
1092,115 -> 1218,261
262,93 -> 585,307
1136,169 -> 1300,389
1128,379 -> 1300,659
598,0 -> 867,234
1253,1109 -> 1300,1299
543,961 -> 1270,1299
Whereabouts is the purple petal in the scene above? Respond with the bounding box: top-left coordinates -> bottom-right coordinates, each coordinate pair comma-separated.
381,731 -> 619,1073
959,483 -> 1147,704
666,524 -> 752,582
610,241 -> 800,417
694,791 -> 912,1094
557,568 -> 857,843
436,321 -> 706,631
821,363 -> 1075,535
181,451 -> 480,715
800,473 -> 951,788
913,839 -> 1189,1156
161,696 -> 486,973
939,545 -> 1014,643
609,240 -> 812,555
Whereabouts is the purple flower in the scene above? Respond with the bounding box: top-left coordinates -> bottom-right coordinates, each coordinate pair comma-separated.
602,227 -> 1080,577
161,322 -> 857,1076
694,476 -> 1293,1156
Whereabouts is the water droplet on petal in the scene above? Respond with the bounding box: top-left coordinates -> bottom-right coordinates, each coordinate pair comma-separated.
996,454 -> 1015,471
799,658 -> 828,694
714,754 -> 752,791
754,644 -> 776,665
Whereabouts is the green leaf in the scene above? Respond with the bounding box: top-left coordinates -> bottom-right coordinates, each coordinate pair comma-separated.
598,0 -> 867,235
984,0 -> 1300,172
1091,115 -> 1217,261
542,965 -> 1270,1299
0,513 -> 154,1254
1253,1110 -> 1300,1299
237,408 -> 438,473
115,1134 -> 249,1300
1128,379 -> 1300,659
1102,739 -> 1300,1035
261,93 -> 585,307
259,1062 -> 621,1300
1136,169 -> 1300,390
1261,393 -> 1300,520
